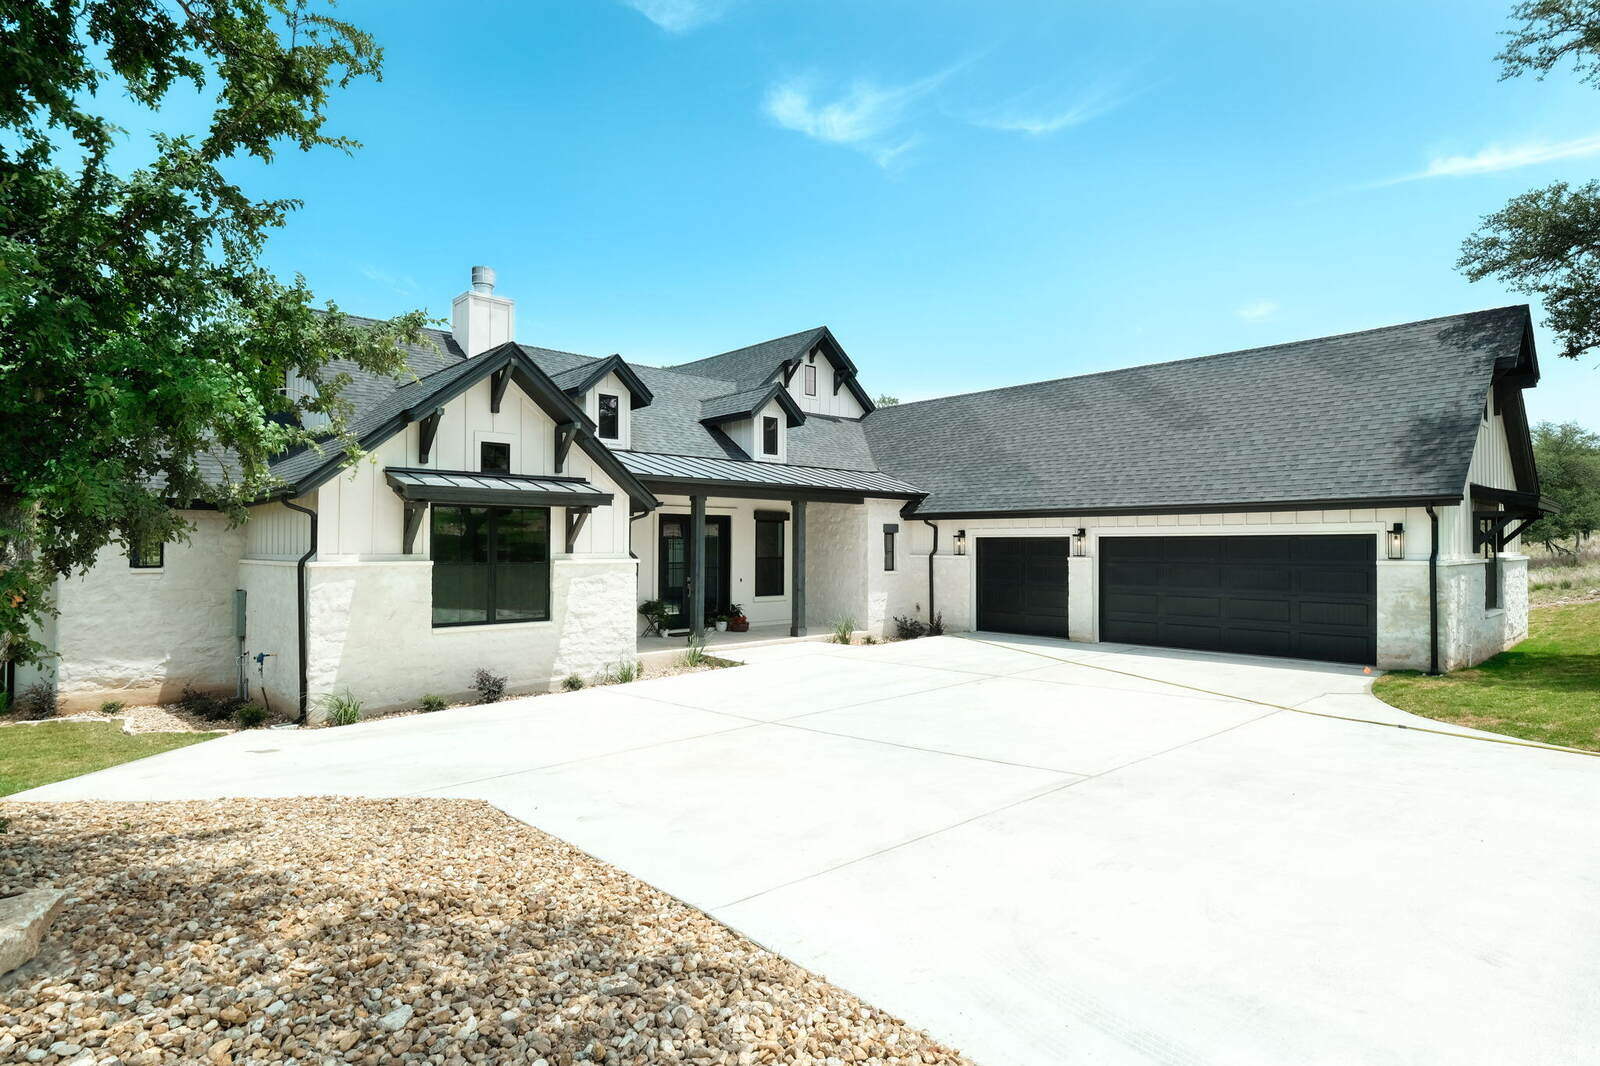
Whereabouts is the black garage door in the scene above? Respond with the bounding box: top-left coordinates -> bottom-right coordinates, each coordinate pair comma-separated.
1100,535 -> 1376,664
977,537 -> 1070,638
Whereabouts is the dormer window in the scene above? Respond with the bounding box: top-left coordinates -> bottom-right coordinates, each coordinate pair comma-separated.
762,415 -> 779,456
804,363 -> 817,396
598,393 -> 620,440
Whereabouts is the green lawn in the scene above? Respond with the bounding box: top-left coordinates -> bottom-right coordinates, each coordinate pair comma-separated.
1373,602 -> 1600,752
0,721 -> 220,797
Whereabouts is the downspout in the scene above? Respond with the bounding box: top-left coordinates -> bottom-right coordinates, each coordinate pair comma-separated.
922,519 -> 939,621
1426,505 -> 1440,676
283,498 -> 318,724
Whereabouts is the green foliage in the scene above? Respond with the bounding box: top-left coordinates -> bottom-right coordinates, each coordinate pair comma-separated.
830,617 -> 855,644
234,702 -> 268,728
679,633 -> 707,669
1527,422 -> 1600,549
419,693 -> 447,713
861,634 -> 879,645
638,599 -> 670,632
611,660 -> 639,684
98,700 -> 127,715
0,1 -> 428,673
927,612 -> 945,637
176,684 -> 241,722
319,690 -> 363,727
17,682 -> 59,720
893,615 -> 928,640
472,668 -> 508,703
876,394 -> 900,406
561,674 -> 585,691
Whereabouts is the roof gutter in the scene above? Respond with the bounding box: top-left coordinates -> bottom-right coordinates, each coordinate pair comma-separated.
907,494 -> 1463,522
283,498 -> 317,724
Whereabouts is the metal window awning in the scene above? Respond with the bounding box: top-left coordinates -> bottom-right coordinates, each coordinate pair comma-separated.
384,468 -> 613,508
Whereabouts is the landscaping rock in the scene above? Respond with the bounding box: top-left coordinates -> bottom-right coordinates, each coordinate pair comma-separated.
0,888 -> 66,976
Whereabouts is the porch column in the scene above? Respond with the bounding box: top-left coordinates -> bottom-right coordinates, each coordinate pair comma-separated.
690,494 -> 706,641
790,498 -> 807,637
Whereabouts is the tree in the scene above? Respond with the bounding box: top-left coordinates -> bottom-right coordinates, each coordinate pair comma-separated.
875,393 -> 900,406
1528,422 -> 1600,551
1,1 -> 428,675
1459,2 -> 1600,360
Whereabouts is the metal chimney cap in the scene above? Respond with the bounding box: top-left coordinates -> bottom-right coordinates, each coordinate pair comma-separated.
470,265 -> 496,294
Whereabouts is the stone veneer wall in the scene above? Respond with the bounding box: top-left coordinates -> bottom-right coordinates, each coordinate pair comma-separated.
302,556 -> 637,720
803,502 -> 867,634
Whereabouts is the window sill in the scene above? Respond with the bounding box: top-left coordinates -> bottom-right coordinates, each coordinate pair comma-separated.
752,593 -> 788,602
432,619 -> 554,634
1484,607 -> 1505,618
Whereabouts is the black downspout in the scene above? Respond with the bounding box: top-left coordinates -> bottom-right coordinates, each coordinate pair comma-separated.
283,499 -> 318,724
1426,505 -> 1440,676
922,519 -> 939,622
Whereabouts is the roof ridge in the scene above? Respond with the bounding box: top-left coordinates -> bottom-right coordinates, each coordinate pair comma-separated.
622,449 -> 884,477
667,326 -> 825,371
876,305 -> 1530,414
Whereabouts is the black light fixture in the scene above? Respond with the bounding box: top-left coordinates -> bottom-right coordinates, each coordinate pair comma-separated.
953,529 -> 967,556
1072,527 -> 1087,557
1386,522 -> 1405,560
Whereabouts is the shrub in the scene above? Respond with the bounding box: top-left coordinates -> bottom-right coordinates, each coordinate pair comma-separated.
234,703 -> 268,729
927,612 -> 945,637
98,699 -> 127,715
611,660 -> 639,684
472,668 -> 508,704
830,618 -> 855,644
319,690 -> 364,727
17,683 -> 60,721
419,693 -> 448,713
861,634 -> 878,645
561,674 -> 585,691
893,615 -> 928,640
680,633 -> 707,669
176,684 -> 241,722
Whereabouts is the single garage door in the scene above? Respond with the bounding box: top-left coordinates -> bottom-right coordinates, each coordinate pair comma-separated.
977,537 -> 1070,638
1100,535 -> 1376,664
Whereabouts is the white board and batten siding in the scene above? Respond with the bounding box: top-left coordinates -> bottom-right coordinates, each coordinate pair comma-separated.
580,371 -> 633,451
722,397 -> 791,464
1458,401 -> 1524,554
784,348 -> 865,419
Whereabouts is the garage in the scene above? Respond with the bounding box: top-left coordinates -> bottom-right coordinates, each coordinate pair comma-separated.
1100,534 -> 1376,664
976,537 -> 1070,638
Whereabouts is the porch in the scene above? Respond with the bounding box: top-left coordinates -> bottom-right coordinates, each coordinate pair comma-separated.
635,622 -> 848,669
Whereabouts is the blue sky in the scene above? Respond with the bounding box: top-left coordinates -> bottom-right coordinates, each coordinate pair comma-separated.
225,0 -> 1600,425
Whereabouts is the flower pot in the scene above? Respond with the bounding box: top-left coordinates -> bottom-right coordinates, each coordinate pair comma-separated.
728,618 -> 749,633
715,620 -> 728,632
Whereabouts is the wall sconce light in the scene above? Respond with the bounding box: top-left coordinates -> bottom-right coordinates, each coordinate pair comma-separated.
1072,527 -> 1087,557
953,529 -> 967,556
1386,522 -> 1405,560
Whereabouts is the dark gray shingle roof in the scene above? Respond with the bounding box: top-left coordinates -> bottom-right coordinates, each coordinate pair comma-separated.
863,306 -> 1532,516
666,328 -> 826,387
699,384 -> 787,424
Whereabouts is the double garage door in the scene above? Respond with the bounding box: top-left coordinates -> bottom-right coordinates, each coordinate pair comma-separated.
974,533 -> 1377,665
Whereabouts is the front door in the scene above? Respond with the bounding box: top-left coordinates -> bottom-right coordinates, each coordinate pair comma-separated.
658,514 -> 732,631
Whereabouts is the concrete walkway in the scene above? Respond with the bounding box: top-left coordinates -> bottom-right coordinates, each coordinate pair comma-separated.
14,636 -> 1600,1065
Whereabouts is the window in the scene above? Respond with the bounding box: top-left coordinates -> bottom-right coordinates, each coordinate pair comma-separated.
480,441 -> 511,474
755,515 -> 785,596
804,363 -> 817,396
884,525 -> 897,572
1480,516 -> 1502,610
129,529 -> 163,569
431,506 -> 550,626
761,415 -> 779,456
598,393 -> 620,440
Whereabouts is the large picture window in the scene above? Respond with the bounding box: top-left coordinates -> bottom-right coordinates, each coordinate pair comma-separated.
755,515 -> 785,596
431,506 -> 550,626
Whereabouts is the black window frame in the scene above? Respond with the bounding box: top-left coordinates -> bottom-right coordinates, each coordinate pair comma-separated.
755,515 -> 785,597
1481,518 -> 1502,610
129,530 -> 164,570
884,528 -> 896,572
597,392 -> 621,440
761,415 -> 779,456
430,505 -> 551,628
479,440 -> 511,474
804,363 -> 817,396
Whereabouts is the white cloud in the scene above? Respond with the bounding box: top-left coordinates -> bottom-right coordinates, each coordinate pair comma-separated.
1237,299 -> 1278,322
763,72 -> 948,168
971,83 -> 1132,136
621,0 -> 730,33
360,265 -> 422,299
1383,133 -> 1600,184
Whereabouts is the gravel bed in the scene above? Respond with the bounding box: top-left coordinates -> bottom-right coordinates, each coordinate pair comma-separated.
0,799 -> 972,1066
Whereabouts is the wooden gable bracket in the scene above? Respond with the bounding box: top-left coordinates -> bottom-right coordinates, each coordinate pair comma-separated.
554,421 -> 579,474
402,502 -> 429,555
1473,512 -> 1516,553
832,368 -> 851,396
781,359 -> 800,386
1499,515 -> 1540,549
489,366 -> 512,414
565,506 -> 591,553
417,408 -> 444,464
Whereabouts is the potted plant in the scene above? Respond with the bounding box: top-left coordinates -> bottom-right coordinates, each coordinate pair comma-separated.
638,599 -> 670,638
726,603 -> 749,632
713,609 -> 729,633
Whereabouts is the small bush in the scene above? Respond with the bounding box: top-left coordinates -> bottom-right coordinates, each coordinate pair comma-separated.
612,660 -> 639,684
830,618 -> 855,644
320,690 -> 364,727
17,683 -> 60,721
862,634 -> 878,645
176,684 -> 241,722
893,615 -> 928,640
680,633 -> 708,669
234,703 -> 268,729
419,693 -> 448,713
927,612 -> 945,637
562,674 -> 585,691
472,668 -> 508,704
98,699 -> 127,715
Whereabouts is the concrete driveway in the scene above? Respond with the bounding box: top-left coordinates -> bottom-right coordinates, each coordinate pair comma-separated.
15,635 -> 1600,1065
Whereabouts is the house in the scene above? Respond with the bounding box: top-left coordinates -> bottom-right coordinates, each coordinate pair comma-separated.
10,268 -> 1551,720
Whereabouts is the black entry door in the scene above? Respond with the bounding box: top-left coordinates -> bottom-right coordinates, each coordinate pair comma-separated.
976,537 -> 1070,638
1099,535 -> 1376,664
658,514 -> 731,630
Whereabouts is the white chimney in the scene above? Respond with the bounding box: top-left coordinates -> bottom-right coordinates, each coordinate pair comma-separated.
451,264 -> 515,356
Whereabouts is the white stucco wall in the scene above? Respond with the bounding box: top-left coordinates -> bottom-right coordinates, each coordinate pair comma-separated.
238,558 -> 302,713
49,511 -> 246,710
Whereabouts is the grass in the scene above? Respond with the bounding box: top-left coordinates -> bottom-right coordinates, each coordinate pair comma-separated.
0,721 -> 220,797
1373,602 -> 1600,752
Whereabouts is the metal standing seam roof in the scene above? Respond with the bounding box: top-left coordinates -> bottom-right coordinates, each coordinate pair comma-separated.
616,451 -> 924,497
385,468 -> 614,505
